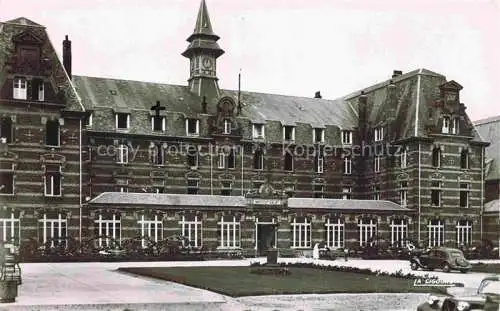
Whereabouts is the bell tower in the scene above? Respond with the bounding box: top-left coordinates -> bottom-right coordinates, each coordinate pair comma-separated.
182,0 -> 224,105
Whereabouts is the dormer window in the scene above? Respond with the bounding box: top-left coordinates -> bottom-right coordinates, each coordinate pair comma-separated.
283,126 -> 295,141
374,127 -> 384,142
13,78 -> 27,100
32,79 -> 44,101
341,130 -> 352,145
253,124 -> 265,139
186,119 -> 199,136
85,113 -> 93,128
223,119 -> 231,134
442,116 -> 450,134
313,128 -> 324,143
115,113 -> 129,130
151,116 -> 165,132
452,117 -> 460,135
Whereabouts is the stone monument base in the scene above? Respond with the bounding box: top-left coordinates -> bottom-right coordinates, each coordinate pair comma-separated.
249,249 -> 291,276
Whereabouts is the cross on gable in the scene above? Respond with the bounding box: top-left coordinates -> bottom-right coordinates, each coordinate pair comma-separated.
151,101 -> 166,117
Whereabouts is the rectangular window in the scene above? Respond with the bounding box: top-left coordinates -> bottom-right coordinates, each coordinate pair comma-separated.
0,162 -> 14,195
227,148 -> 236,169
342,187 -> 352,200
374,156 -> 381,173
0,210 -> 20,246
284,152 -> 294,171
217,152 -> 225,169
456,220 -> 472,246
223,120 -> 231,134
400,181 -> 408,207
313,128 -> 325,143
428,220 -> 444,247
460,150 -> 469,169
390,219 -> 408,246
253,149 -> 264,170
151,116 -> 165,132
150,144 -> 164,165
343,157 -> 352,175
186,146 -> 199,168
38,213 -> 67,248
431,181 -> 441,207
187,179 -> 199,195
315,155 -> 324,173
45,119 -> 60,147
252,124 -> 265,139
283,126 -> 295,141
115,113 -> 129,130
442,116 -> 450,134
452,117 -> 459,135
374,127 -> 384,142
291,218 -> 311,248
325,218 -> 344,248
186,119 -> 199,136
13,78 -> 27,100
180,215 -> 202,248
358,218 -> 377,246
0,117 -> 13,144
400,147 -> 407,168
220,181 -> 232,196
373,186 -> 380,200
460,183 -> 469,208
94,213 -> 121,247
341,130 -> 352,145
313,184 -> 324,198
116,144 -> 129,164
138,214 -> 163,248
218,216 -> 240,248
44,164 -> 61,196
432,147 -> 441,167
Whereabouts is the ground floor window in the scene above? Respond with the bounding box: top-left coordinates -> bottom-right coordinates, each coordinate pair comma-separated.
0,209 -> 20,245
325,218 -> 344,248
358,218 -> 377,246
456,220 -> 472,247
390,219 -> 408,246
180,215 -> 202,248
217,216 -> 240,248
138,214 -> 163,248
38,212 -> 67,248
94,213 -> 121,247
291,217 -> 311,248
428,219 -> 444,247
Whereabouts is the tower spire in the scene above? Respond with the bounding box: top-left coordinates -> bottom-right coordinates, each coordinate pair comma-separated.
182,0 -> 224,109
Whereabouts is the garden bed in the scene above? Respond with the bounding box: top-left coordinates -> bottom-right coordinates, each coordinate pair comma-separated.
118,263 -> 454,297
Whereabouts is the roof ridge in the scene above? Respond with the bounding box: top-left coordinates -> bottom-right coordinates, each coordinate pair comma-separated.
73,75 -> 189,88
3,17 -> 45,27
473,115 -> 500,125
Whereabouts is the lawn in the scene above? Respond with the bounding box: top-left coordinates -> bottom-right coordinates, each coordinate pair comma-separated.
471,263 -> 500,273
118,266 -> 447,297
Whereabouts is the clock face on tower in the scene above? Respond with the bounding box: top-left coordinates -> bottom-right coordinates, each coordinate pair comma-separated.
202,57 -> 213,69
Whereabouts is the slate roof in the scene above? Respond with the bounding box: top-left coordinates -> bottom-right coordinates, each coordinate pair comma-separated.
474,116 -> 500,180
89,192 -> 247,207
484,199 -> 499,213
285,198 -> 411,211
0,17 -> 84,112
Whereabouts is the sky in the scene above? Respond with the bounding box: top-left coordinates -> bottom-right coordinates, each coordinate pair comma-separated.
1,0 -> 500,121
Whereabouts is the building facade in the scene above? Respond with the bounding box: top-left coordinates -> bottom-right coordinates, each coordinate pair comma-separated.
474,116 -> 500,247
0,0 -> 492,255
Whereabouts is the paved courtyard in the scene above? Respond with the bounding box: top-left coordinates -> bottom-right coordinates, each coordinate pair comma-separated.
0,258 -> 497,310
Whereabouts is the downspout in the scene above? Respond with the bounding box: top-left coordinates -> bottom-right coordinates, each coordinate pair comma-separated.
79,118 -> 82,242
241,145 -> 244,195
415,70 -> 422,245
210,145 -> 213,195
480,146 -> 484,240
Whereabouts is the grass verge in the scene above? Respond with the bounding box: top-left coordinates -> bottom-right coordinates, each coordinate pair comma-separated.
118,266 -> 449,297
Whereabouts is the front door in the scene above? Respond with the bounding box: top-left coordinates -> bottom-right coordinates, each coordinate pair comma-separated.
256,224 -> 276,255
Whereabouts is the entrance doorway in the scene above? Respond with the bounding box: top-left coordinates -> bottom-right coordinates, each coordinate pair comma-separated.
256,223 -> 277,256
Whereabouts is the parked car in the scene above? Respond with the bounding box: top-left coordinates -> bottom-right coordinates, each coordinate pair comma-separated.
417,275 -> 500,311
410,247 -> 471,273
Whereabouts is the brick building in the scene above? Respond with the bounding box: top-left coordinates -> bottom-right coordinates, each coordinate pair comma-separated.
474,116 -> 500,247
0,0 -> 491,255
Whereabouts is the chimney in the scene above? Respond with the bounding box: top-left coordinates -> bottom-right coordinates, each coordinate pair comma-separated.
314,91 -> 322,99
63,35 -> 72,79
392,70 -> 402,78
